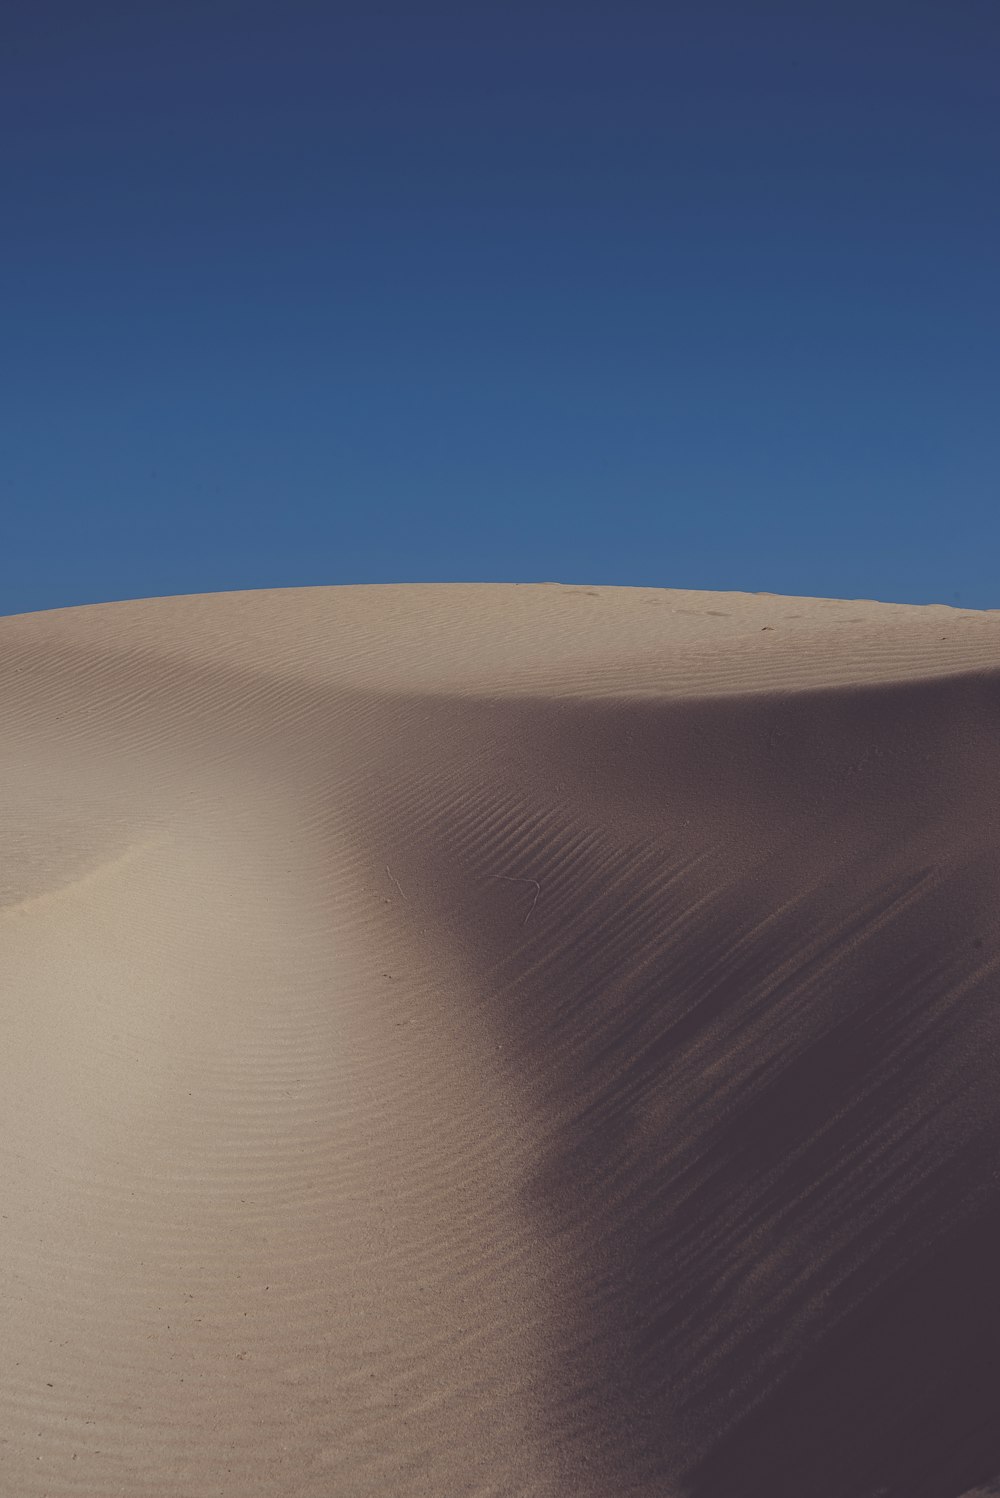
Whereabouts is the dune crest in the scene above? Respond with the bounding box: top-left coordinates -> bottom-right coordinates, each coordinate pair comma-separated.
1,584 -> 998,1497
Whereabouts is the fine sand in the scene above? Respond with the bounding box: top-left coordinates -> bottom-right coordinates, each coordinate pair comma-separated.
1,582 -> 999,1498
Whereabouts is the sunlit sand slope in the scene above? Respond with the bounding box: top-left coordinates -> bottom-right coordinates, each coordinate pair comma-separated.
1,584 -> 998,1498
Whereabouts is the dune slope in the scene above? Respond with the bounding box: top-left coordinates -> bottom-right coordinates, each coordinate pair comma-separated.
1,583 -> 998,1498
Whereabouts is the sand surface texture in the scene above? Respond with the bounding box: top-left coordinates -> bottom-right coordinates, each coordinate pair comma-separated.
1,583 -> 999,1498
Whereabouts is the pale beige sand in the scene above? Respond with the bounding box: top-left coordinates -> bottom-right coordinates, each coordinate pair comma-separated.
1,584 -> 999,1498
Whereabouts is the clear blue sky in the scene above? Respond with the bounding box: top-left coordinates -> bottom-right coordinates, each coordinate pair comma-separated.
4,1 -> 998,614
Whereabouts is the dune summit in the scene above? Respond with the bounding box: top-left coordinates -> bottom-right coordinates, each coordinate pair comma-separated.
1,582 -> 999,1497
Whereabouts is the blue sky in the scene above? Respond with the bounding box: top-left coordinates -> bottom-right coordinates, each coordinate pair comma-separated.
3,1 -> 998,613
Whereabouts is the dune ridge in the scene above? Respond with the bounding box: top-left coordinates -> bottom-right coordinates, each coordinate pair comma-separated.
1,584 -> 998,1497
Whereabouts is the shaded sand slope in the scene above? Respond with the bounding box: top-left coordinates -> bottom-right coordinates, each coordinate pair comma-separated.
1,584 -> 999,1497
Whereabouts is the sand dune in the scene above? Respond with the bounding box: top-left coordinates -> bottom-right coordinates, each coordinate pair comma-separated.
1,583 -> 999,1498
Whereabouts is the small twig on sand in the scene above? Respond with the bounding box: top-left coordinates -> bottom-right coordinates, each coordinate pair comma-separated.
386,865 -> 406,899
496,875 -> 541,926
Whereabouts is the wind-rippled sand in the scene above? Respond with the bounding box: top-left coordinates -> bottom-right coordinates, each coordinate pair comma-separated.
1,583 -> 999,1498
